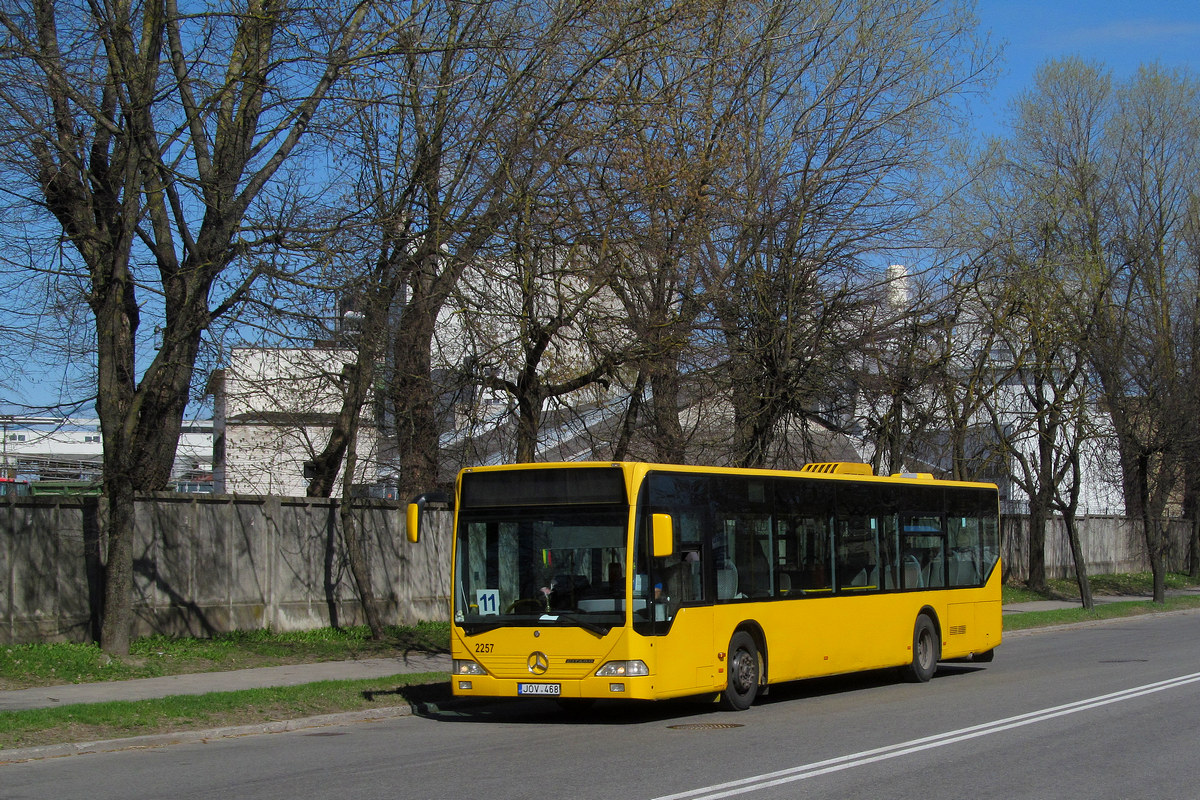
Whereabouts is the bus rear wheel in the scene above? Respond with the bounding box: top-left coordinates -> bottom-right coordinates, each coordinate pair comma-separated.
902,614 -> 940,683
721,631 -> 760,711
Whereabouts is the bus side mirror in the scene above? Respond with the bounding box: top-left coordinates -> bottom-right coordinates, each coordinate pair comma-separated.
651,513 -> 675,558
407,492 -> 450,544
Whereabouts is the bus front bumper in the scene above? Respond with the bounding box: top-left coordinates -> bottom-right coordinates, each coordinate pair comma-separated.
450,673 -> 662,701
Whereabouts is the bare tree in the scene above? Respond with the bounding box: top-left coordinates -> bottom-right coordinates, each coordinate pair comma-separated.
1183,194 -> 1200,579
1090,65 -> 1200,602
978,259 -> 1097,600
718,0 -> 994,470
598,0 -> 994,467
972,58 -> 1200,602
455,222 -> 629,463
0,0 -> 395,652
853,271 -> 958,476
959,59 -> 1117,596
297,0 -> 673,500
599,0 -> 760,464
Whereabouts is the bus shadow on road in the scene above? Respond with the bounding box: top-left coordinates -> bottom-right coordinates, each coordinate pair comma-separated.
756,663 -> 987,706
412,695 -> 716,725
412,663 -> 988,725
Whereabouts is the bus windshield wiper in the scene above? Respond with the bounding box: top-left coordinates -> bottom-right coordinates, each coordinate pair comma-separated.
552,613 -> 612,637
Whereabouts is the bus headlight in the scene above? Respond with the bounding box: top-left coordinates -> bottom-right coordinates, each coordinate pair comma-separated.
595,660 -> 649,677
453,659 -> 488,676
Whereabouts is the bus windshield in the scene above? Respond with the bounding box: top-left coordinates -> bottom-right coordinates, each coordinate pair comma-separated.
454,504 -> 629,632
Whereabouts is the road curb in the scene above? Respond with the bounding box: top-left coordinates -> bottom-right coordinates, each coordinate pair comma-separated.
0,704 -> 417,765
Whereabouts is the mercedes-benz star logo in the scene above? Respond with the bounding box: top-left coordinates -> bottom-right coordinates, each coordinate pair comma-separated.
527,651 -> 549,675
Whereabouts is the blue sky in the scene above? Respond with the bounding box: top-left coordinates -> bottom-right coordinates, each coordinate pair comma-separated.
971,0 -> 1200,135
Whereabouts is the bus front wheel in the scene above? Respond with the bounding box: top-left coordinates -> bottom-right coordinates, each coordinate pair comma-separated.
902,614 -> 940,683
721,631 -> 760,711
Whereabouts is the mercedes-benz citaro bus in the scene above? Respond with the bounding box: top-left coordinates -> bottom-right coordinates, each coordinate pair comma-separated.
406,461 -> 1001,710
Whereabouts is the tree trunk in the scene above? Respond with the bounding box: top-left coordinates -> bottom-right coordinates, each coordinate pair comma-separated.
390,300 -> 440,501
514,386 -> 544,464
1137,453 -> 1166,603
93,265 -> 139,654
303,351 -> 385,636
340,427 -> 384,639
98,480 -> 136,654
727,353 -> 775,469
647,355 -> 686,464
1191,515 -> 1200,580
1062,516 -> 1093,610
612,370 -> 646,461
1026,492 -> 1049,593
307,357 -> 376,498
1184,464 -> 1200,578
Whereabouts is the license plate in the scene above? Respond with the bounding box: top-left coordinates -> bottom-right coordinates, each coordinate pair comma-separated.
518,683 -> 561,696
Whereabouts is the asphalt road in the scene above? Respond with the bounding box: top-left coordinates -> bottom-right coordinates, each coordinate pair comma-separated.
4,611 -> 1200,800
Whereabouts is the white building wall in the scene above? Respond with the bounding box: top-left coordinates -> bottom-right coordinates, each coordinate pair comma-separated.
216,347 -> 379,496
1,418 -> 212,487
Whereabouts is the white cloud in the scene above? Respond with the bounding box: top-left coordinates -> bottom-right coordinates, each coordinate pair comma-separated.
1060,19 -> 1200,47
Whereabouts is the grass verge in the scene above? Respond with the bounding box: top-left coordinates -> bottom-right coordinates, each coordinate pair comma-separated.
1,622 -> 450,690
1003,593 -> 1200,631
0,672 -> 451,752
1002,571 -> 1200,631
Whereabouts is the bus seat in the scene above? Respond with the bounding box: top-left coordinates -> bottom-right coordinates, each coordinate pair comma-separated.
924,558 -> 945,588
717,564 -> 738,599
903,555 -> 923,588
949,557 -> 979,585
776,572 -> 792,596
851,566 -> 878,587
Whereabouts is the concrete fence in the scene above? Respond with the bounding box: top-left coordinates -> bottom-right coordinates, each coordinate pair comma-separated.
0,493 -> 450,645
1,495 -> 1193,645
1001,514 -> 1193,582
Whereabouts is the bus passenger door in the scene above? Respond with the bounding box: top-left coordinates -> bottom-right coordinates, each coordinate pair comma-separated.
649,542 -> 716,696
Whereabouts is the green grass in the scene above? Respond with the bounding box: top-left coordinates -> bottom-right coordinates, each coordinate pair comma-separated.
1002,593 -> 1200,630
1001,584 -> 1047,604
1002,571 -> 1200,631
0,622 -> 450,690
0,672 -> 451,751
0,622 -> 452,752
1046,571 -> 1200,599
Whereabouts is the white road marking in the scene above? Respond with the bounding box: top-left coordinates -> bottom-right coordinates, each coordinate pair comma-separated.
653,671 -> 1200,800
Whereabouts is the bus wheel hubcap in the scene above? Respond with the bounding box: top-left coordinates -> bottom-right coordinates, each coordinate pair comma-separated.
918,632 -> 932,668
733,650 -> 755,690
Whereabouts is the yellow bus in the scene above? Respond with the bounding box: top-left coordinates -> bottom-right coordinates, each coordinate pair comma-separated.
410,460 -> 1001,710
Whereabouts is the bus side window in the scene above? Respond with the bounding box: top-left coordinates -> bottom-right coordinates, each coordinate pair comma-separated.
772,521 -> 800,597
651,510 -> 708,617
981,514 -> 1000,578
794,516 -> 832,593
948,515 -> 983,586
947,486 -> 1000,584
724,516 -> 775,598
901,515 -> 946,588
836,516 -> 879,592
